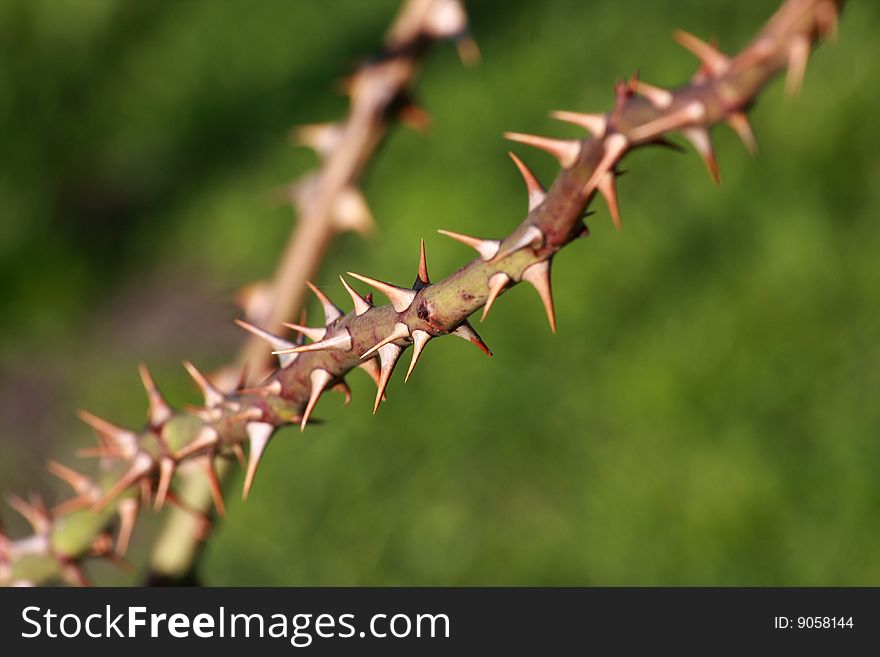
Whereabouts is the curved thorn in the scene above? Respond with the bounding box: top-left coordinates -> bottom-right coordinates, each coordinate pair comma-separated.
154,457 -> 175,511
451,320 -> 493,357
521,259 -> 556,333
346,273 -> 416,313
373,343 -> 402,414
503,132 -> 581,168
243,422 -> 274,500
77,410 -> 138,458
785,34 -> 810,96
234,319 -> 298,368
631,80 -> 674,109
727,112 -> 758,156
673,30 -> 729,76
481,273 -> 511,322
301,369 -> 333,432
138,363 -> 173,427
508,151 -> 546,212
339,275 -> 371,316
437,229 -> 500,261
115,498 -> 138,557
549,110 -> 607,137
681,126 -> 720,184
306,281 -> 343,325
274,329 -> 352,355
414,239 -> 430,290
183,361 -> 225,408
405,330 -> 431,383
362,322 -> 410,359
47,460 -> 93,495
598,172 -> 623,232
281,322 -> 326,343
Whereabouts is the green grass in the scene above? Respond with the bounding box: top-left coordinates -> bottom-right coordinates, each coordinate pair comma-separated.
0,0 -> 877,585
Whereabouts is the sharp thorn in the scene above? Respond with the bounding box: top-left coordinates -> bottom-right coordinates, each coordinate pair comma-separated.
138,363 -> 173,427
405,330 -> 431,383
521,259 -> 556,333
503,132 -> 581,168
115,498 -> 138,557
273,329 -> 351,355
549,110 -> 607,137
339,275 -> 371,316
673,29 -> 729,76
346,273 -> 416,313
306,281 -> 343,325
234,319 -> 299,368
414,239 -> 431,290
508,151 -> 546,212
481,272 -> 511,322
436,229 -> 500,261
154,457 -> 175,511
681,126 -> 720,184
630,80 -> 674,109
598,171 -> 623,232
243,422 -> 274,499
301,369 -> 333,432
281,322 -> 326,343
362,322 -> 410,359
76,410 -> 138,458
183,361 -> 225,408
727,112 -> 759,156
451,320 -> 493,356
373,343 -> 402,414
47,460 -> 93,495
785,34 -> 810,96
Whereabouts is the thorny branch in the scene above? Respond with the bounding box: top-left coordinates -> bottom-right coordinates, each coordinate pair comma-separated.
0,0 -> 843,586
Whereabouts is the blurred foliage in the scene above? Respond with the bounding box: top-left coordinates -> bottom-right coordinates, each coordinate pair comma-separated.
0,0 -> 878,585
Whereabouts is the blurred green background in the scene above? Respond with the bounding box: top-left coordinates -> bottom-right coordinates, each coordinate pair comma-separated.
1,0 -> 877,585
